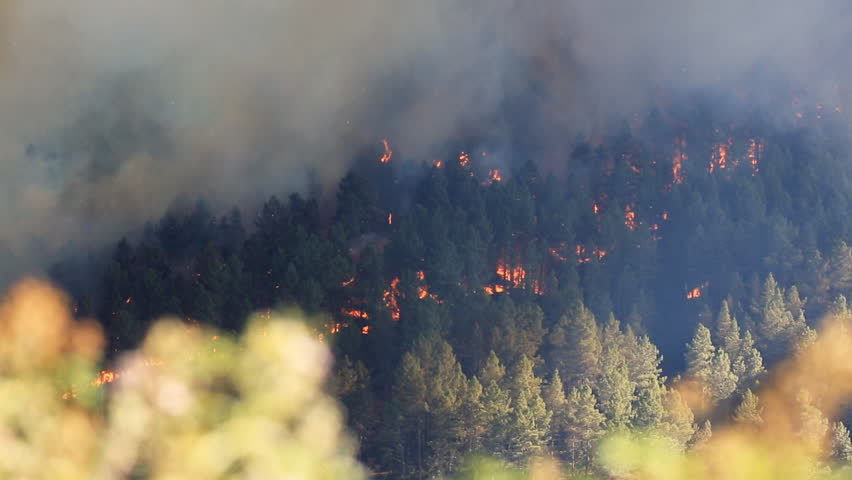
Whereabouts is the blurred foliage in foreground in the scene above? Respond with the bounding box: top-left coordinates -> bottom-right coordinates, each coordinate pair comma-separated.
0,278 -> 364,479
5,277 -> 852,479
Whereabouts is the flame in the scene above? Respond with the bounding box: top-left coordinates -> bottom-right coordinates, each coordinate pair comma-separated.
496,258 -> 526,287
379,139 -> 392,163
710,138 -> 733,173
549,246 -> 569,262
624,204 -> 638,231
361,325 -> 370,335
595,248 -> 607,260
93,370 -> 117,387
458,151 -> 471,167
383,277 -> 401,321
330,323 -> 342,334
593,203 -> 600,215
387,213 -> 392,225
488,169 -> 503,183
434,160 -> 443,168
341,277 -> 355,287
747,138 -> 764,175
673,136 -> 687,184
483,284 -> 506,295
416,270 -> 425,281
686,281 -> 709,299
341,308 -> 369,320
125,297 -> 132,304
662,211 -> 669,221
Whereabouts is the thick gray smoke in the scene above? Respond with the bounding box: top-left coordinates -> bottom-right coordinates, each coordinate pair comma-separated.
0,0 -> 849,283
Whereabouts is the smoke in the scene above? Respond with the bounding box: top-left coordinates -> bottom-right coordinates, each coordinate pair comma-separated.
0,0 -> 849,283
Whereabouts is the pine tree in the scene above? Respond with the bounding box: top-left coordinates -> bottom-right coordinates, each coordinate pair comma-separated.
458,376 -> 487,453
733,389 -> 763,427
504,356 -> 551,463
707,349 -> 738,402
757,273 -> 796,362
685,323 -> 715,385
786,285 -> 806,319
543,371 -> 569,458
797,389 -> 829,453
715,300 -> 741,356
596,341 -> 634,428
690,420 -> 712,450
738,330 -> 765,387
548,304 -> 601,387
480,379 -> 512,457
480,350 -> 506,387
831,421 -> 852,463
660,388 -> 696,451
565,383 -> 606,471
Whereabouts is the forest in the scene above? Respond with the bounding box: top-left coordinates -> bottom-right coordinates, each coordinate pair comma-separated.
45,94 -> 852,478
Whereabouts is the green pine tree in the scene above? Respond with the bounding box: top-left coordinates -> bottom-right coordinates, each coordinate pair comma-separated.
831,421 -> 852,464
733,389 -> 763,427
504,356 -> 551,463
548,304 -> 601,387
565,383 -> 606,471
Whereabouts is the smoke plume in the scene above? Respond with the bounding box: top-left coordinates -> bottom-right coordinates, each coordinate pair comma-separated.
0,0 -> 849,283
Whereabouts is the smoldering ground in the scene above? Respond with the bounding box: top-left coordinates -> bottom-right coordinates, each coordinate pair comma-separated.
0,0 -> 849,285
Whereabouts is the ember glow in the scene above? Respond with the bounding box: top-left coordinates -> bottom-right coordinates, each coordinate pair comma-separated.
458,152 -> 471,168
709,138 -> 733,173
686,282 -> 709,299
747,138 -> 765,174
341,277 -> 355,287
383,277 -> 401,321
673,136 -> 687,184
379,139 -> 393,164
341,308 -> 369,319
488,169 -> 503,183
624,204 -> 638,231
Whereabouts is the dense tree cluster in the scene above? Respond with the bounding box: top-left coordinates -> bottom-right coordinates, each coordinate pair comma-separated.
50,101 -> 852,476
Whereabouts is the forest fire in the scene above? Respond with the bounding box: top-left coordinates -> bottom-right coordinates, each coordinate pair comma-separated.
341,308 -> 369,319
379,139 -> 393,163
361,325 -> 370,335
383,277 -> 401,321
686,282 -> 709,299
673,136 -> 687,184
94,370 -> 117,386
488,169 -> 503,183
341,277 -> 355,287
709,138 -> 733,173
624,205 -> 638,231
483,284 -> 506,295
496,258 -> 526,287
459,152 -> 471,168
747,138 -> 764,174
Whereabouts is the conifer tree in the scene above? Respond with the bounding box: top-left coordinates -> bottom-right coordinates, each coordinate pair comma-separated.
548,304 -> 601,387
596,341 -> 634,428
504,356 -> 551,463
797,389 -> 829,453
685,323 -> 715,384
738,330 -> 765,387
543,370 -> 569,458
660,388 -> 696,451
480,350 -> 506,387
831,421 -> 852,464
690,420 -> 712,450
565,383 -> 606,471
715,300 -> 741,356
733,389 -> 763,427
707,349 -> 738,402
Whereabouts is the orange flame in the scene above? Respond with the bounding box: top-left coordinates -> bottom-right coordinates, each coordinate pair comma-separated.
624,204 -> 638,231
673,136 -> 687,184
341,309 -> 369,320
484,284 -> 506,295
710,138 -> 733,173
593,203 -> 600,215
488,169 -> 503,183
383,277 -> 401,321
434,160 -> 443,168
125,297 -> 132,304
379,139 -> 393,163
387,213 -> 393,225
687,282 -> 709,299
341,277 -> 355,287
93,370 -> 117,387
361,325 -> 370,335
458,151 -> 471,167
747,138 -> 764,175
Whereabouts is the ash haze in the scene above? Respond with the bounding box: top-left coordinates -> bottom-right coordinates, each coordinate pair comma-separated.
0,0 -> 849,284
